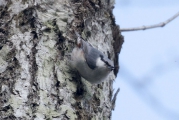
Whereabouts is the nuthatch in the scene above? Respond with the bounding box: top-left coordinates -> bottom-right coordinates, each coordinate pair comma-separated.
70,32 -> 114,84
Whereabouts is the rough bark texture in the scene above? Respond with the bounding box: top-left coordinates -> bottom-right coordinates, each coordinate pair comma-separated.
0,0 -> 123,120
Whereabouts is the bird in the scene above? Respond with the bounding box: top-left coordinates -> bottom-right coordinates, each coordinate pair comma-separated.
70,32 -> 114,84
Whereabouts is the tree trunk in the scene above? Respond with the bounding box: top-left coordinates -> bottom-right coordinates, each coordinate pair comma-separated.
0,0 -> 123,119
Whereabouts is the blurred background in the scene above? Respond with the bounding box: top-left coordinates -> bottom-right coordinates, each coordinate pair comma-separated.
112,0 -> 179,120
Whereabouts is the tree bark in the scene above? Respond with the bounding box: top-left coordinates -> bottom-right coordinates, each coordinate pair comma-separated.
0,0 -> 123,119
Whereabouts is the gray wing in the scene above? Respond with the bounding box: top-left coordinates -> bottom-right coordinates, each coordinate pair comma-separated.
81,40 -> 102,69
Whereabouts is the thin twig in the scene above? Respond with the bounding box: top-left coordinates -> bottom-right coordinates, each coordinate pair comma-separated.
120,11 -> 179,32
111,88 -> 120,110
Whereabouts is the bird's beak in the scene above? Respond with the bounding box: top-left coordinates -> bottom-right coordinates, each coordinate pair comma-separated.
109,66 -> 115,71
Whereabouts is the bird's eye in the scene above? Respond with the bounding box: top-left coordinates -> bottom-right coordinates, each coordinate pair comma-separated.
100,55 -> 103,60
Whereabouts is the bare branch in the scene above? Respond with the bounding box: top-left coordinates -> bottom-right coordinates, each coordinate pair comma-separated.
120,11 -> 179,32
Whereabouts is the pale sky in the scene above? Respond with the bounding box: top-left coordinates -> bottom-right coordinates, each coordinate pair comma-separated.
112,1 -> 179,120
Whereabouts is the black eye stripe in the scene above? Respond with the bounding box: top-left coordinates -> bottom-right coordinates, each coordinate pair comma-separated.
100,55 -> 111,67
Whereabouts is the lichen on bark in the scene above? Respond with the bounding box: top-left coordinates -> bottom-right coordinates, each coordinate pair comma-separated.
0,0 -> 123,119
